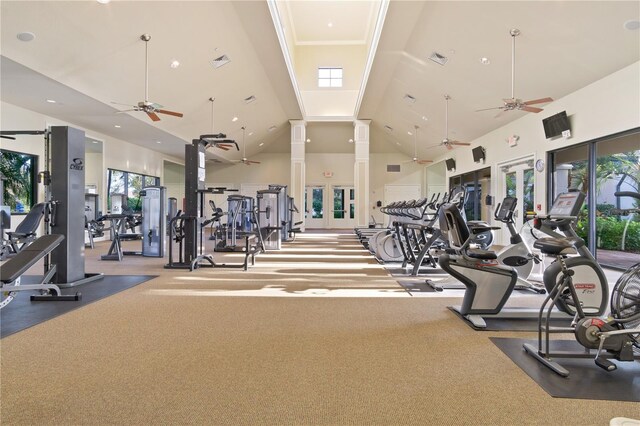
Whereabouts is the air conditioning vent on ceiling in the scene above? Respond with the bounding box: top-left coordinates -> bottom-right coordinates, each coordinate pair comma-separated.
428,51 -> 448,66
387,164 -> 401,173
211,54 -> 231,69
384,125 -> 393,132
244,95 -> 256,104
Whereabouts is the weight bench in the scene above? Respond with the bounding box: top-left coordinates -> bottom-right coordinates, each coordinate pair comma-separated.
0,234 -> 81,309
5,202 -> 46,255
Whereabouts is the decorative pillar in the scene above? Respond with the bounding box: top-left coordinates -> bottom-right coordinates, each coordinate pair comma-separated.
290,120 -> 306,231
353,120 -> 370,227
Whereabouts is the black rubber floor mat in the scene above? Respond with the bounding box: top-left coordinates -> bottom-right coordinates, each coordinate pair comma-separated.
1,275 -> 156,338
447,306 -> 573,331
397,280 -> 439,293
491,337 -> 640,401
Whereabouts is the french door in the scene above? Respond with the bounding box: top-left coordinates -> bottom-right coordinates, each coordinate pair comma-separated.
305,185 -> 325,228
497,156 -> 535,244
330,186 -> 355,228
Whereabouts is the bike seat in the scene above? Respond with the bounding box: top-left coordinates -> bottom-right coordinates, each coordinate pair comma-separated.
466,249 -> 497,260
533,237 -> 577,256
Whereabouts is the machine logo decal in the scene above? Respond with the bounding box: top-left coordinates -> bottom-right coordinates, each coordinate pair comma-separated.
70,158 -> 84,171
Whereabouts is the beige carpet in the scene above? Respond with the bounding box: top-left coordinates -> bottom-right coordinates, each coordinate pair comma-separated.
1,231 -> 637,425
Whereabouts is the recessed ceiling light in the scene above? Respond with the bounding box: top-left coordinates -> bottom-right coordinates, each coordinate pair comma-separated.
114,125 -> 121,128
156,141 -> 162,144
96,0 -> 111,3
248,132 -> 254,136
624,20 -> 640,31
212,54 -> 231,69
407,131 -> 413,136
480,57 -> 490,65
348,139 -> 354,144
396,142 -> 401,146
17,32 -> 35,42
306,138 -> 311,143
92,141 -> 99,144
46,99 -> 56,103
170,60 -> 180,68
232,116 -> 238,122
259,142 -> 264,147
268,125 -> 277,132
422,116 -> 428,121
327,22 -> 333,28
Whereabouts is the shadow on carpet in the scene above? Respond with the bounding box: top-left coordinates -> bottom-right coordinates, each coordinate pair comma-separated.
491,337 -> 639,401
1,275 -> 156,338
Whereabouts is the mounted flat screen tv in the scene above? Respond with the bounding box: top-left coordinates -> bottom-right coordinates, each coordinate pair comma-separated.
472,146 -> 485,163
543,111 -> 570,139
445,158 -> 456,171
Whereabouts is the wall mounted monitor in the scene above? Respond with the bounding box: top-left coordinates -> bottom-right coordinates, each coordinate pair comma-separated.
445,158 -> 456,171
542,111 -> 570,139
472,146 -> 485,163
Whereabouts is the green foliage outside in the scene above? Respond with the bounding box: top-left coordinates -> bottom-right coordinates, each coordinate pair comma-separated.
0,150 -> 34,213
576,204 -> 640,252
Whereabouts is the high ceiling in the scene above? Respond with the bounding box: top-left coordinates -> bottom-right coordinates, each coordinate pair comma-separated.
1,1 -> 639,162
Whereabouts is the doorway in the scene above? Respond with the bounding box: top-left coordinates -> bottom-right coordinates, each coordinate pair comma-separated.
496,156 -> 535,245
305,185 -> 325,228
330,186 -> 355,228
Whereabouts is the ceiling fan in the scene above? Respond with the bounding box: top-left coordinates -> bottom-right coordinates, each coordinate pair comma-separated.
425,95 -> 471,151
476,28 -> 552,117
204,97 -> 236,151
404,125 -> 432,165
234,127 -> 260,166
112,34 -> 184,122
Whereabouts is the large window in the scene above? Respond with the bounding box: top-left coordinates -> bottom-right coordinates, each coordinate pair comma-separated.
549,129 -> 640,269
107,169 -> 159,213
0,149 -> 38,214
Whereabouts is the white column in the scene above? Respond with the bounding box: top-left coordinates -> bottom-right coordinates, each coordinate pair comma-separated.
353,120 -> 370,227
290,120 -> 306,231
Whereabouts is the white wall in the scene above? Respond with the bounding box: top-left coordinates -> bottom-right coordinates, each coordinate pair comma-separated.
206,153 -> 290,188
369,153 -> 423,224
435,61 -> 640,216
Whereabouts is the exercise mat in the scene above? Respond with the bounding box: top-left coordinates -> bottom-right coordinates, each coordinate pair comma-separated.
1,275 -> 156,338
447,306 -> 573,331
491,337 -> 640,402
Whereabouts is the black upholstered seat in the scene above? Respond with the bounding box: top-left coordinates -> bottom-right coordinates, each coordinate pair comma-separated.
533,237 -> 576,256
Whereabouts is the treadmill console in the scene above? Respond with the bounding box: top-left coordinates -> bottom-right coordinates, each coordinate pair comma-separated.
548,191 -> 586,217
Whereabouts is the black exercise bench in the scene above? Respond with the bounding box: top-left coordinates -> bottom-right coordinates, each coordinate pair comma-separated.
0,234 -> 81,309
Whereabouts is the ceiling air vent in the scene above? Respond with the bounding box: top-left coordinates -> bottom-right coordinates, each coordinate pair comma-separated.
428,51 -> 448,66
244,95 -> 256,104
383,125 -> 393,132
403,94 -> 416,104
387,164 -> 401,173
211,54 -> 231,69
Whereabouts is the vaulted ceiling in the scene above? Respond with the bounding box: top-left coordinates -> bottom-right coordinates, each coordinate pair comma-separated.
1,1 -> 638,162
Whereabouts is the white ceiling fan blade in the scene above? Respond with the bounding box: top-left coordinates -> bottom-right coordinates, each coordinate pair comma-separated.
476,106 -> 505,112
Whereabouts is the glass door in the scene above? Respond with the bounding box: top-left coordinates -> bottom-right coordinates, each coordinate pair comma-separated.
330,186 -> 355,228
305,186 -> 325,228
498,158 -> 535,244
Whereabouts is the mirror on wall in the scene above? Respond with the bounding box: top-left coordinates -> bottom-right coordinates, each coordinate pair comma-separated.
84,137 -> 104,220
424,160 -> 447,200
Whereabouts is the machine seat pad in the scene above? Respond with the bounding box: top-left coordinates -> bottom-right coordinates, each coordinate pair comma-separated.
466,249 -> 497,260
1,234 -> 64,283
533,237 -> 576,255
